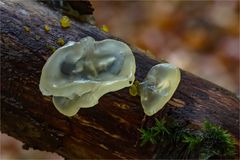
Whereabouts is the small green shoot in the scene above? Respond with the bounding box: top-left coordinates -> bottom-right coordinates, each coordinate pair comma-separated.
153,118 -> 169,135
139,119 -> 169,146
183,134 -> 202,152
139,128 -> 157,146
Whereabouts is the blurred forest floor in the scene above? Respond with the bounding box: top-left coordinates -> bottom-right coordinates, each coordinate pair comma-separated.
1,1 -> 239,159
93,1 -> 239,95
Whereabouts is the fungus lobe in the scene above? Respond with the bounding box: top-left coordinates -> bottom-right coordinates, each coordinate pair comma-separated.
139,63 -> 181,116
39,36 -> 135,116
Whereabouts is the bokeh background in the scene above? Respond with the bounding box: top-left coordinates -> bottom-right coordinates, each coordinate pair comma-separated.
1,1 -> 239,159
92,1 -> 239,94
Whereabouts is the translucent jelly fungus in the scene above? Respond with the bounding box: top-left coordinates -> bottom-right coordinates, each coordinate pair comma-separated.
39,36 -> 136,116
139,63 -> 180,116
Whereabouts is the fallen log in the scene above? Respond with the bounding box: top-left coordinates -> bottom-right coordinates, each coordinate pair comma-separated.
1,0 -> 239,159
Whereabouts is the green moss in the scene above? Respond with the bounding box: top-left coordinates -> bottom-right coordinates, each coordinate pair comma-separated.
183,134 -> 202,152
139,119 -> 236,159
139,128 -> 157,146
153,118 -> 169,135
200,121 -> 236,159
139,119 -> 169,146
166,121 -> 185,143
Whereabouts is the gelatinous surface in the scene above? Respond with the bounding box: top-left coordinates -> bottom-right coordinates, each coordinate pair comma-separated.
39,36 -> 135,116
139,63 -> 180,116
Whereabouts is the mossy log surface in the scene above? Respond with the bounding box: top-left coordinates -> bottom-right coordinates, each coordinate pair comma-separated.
1,0 -> 239,159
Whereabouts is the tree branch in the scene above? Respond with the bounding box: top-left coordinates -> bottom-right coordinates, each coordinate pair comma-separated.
1,0 -> 239,159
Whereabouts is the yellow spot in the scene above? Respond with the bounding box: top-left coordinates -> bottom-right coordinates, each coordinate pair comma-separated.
60,16 -> 71,28
129,80 -> 140,96
44,25 -> 50,32
23,26 -> 30,32
100,25 -> 109,32
129,85 -> 138,96
57,38 -> 65,46
35,35 -> 40,40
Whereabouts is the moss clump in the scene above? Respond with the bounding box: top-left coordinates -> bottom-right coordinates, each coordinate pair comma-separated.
153,118 -> 170,135
139,120 -> 236,159
139,128 -> 157,146
139,119 -> 169,146
183,134 -> 202,152
199,121 -> 236,159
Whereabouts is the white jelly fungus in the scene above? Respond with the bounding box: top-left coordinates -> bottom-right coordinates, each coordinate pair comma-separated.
139,63 -> 181,116
39,36 -> 136,116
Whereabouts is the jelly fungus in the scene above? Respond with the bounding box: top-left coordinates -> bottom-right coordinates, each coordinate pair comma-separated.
139,63 -> 180,116
39,36 -> 135,116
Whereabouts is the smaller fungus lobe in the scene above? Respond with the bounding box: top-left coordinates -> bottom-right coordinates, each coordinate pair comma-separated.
139,63 -> 181,116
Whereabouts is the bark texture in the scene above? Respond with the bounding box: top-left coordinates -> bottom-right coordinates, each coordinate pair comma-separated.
1,0 -> 239,159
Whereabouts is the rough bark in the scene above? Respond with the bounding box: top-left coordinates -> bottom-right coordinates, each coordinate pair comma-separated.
0,0 -> 239,159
